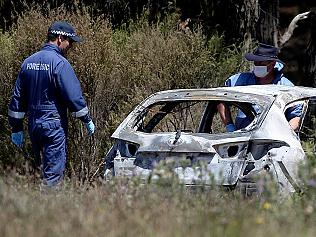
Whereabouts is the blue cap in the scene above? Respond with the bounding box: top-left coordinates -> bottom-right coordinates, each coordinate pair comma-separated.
48,21 -> 81,42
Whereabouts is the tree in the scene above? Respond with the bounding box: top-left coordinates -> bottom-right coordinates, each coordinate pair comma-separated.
255,0 -> 279,46
182,0 -> 279,48
278,11 -> 314,87
224,0 -> 279,46
305,11 -> 316,87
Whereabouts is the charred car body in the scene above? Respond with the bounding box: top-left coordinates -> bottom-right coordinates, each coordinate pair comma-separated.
105,85 -> 316,195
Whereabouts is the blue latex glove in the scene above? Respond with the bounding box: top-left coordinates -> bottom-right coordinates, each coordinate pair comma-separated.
225,123 -> 236,132
11,131 -> 24,148
85,120 -> 95,136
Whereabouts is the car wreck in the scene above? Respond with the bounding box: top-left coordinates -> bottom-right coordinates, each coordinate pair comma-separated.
105,85 -> 316,195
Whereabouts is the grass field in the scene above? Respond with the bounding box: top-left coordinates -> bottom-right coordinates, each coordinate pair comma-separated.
1,173 -> 316,237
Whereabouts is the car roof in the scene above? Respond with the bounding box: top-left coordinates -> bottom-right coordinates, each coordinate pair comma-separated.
142,85 -> 316,105
112,85 -> 316,141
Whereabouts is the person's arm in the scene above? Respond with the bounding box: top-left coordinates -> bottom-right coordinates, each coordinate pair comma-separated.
289,117 -> 300,131
8,69 -> 27,147
217,74 -> 241,132
218,103 -> 233,125
56,60 -> 95,135
218,103 -> 236,132
285,104 -> 303,132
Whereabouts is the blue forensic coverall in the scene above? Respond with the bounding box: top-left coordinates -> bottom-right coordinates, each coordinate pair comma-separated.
8,43 -> 91,186
225,63 -> 302,129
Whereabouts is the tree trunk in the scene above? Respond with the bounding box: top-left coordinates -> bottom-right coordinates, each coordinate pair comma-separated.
213,0 -> 279,48
234,0 -> 259,49
306,11 -> 316,87
256,0 -> 279,46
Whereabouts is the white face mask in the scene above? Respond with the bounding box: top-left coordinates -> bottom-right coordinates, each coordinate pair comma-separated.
253,66 -> 269,78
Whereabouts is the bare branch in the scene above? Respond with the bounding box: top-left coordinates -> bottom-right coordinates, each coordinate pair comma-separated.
279,11 -> 310,46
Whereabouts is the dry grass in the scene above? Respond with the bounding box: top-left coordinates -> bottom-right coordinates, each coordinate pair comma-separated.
0,175 -> 316,237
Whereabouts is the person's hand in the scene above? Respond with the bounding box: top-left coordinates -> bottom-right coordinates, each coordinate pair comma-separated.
225,123 -> 236,132
11,131 -> 24,148
85,120 -> 95,136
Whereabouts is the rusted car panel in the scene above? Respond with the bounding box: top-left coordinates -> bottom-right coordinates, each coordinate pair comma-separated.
105,85 -> 316,195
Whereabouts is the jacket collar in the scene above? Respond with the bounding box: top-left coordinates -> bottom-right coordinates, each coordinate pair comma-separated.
42,43 -> 63,55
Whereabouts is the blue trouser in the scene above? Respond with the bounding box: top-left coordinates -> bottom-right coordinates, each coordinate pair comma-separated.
28,116 -> 67,187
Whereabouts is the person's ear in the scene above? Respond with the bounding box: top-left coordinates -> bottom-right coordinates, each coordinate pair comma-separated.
57,35 -> 63,46
269,61 -> 276,70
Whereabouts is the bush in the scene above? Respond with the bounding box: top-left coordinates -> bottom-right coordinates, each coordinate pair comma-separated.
0,5 -> 245,183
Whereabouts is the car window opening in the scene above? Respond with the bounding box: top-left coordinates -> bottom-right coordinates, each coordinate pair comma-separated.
299,99 -> 316,146
135,100 -> 260,134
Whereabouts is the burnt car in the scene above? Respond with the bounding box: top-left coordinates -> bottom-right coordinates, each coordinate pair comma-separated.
104,85 -> 316,195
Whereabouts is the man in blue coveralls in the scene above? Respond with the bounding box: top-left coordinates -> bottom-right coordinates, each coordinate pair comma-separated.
218,43 -> 302,132
8,21 -> 95,187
